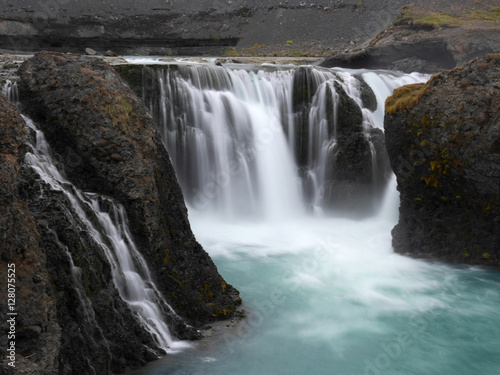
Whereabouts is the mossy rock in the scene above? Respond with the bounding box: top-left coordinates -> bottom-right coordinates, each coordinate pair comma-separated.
385,83 -> 427,115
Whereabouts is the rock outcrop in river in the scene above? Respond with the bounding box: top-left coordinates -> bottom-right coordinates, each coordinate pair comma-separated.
385,54 -> 500,265
0,51 -> 241,374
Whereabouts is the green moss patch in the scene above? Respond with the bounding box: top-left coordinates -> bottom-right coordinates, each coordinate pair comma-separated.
487,53 -> 500,62
385,83 -> 427,115
470,9 -> 500,22
393,5 -> 500,27
418,13 -> 465,26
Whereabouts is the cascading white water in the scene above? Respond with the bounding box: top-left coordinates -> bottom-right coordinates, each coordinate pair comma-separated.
23,117 -> 190,354
147,64 -> 428,218
2,79 -> 18,104
359,70 -> 429,130
152,66 -> 303,219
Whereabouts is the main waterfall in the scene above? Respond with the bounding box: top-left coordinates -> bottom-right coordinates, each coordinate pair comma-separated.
139,62 -> 428,218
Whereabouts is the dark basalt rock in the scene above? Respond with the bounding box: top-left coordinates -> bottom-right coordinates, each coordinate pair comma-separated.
320,80 -> 389,214
17,51 -> 240,341
0,63 -> 209,374
23,168 -> 161,374
321,38 -> 456,74
358,77 -> 378,113
334,81 -> 364,136
385,54 -> 500,265
288,68 -> 389,215
0,93 -> 61,374
291,67 -> 324,168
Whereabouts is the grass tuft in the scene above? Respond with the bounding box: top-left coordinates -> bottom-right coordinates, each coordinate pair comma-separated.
385,83 -> 427,115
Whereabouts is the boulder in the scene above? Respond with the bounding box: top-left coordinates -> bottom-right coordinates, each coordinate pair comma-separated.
17,52 -> 241,330
385,54 -> 500,265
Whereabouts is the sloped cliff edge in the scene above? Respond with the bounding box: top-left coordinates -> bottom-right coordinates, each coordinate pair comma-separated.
1,51 -> 241,374
385,54 -> 500,266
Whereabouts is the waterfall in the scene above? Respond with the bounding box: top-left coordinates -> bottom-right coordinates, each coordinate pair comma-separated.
23,116 -> 190,354
148,65 -> 303,219
143,63 -> 429,218
2,79 -> 18,104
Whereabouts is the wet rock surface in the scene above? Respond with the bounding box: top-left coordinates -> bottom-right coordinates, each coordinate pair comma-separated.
0,51 -> 244,374
0,90 -> 170,374
385,54 -> 500,265
288,67 -> 391,215
23,168 -> 161,374
18,51 -> 241,326
0,93 -> 61,374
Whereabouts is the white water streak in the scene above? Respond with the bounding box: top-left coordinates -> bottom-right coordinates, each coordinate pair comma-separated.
152,64 -> 429,219
23,117 -> 190,354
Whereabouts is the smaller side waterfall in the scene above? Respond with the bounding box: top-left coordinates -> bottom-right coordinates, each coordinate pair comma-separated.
24,116 -> 190,354
2,79 -> 18,103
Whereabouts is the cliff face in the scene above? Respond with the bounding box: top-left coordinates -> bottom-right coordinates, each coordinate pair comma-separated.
0,85 -> 181,374
385,54 -> 500,265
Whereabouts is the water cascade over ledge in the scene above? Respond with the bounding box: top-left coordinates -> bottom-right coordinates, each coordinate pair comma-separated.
6,58 -> 500,375
134,62 -> 428,218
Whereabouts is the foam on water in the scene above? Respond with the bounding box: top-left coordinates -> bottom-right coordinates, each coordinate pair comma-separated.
130,192 -> 500,374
